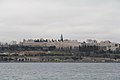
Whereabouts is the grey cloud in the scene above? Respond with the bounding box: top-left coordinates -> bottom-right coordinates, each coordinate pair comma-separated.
0,0 -> 120,42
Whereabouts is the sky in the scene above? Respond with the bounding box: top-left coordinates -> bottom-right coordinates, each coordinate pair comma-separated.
0,0 -> 120,42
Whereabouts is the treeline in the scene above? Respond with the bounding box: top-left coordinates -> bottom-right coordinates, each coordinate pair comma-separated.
0,45 -> 56,52
79,45 -> 120,59
25,39 -> 63,42
0,44 -> 79,54
0,44 -> 120,59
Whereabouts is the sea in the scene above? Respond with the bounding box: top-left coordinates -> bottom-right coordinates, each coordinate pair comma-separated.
0,63 -> 120,80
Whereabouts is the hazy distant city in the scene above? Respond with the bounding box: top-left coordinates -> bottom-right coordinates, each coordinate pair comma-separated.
0,0 -> 120,62
0,34 -> 120,63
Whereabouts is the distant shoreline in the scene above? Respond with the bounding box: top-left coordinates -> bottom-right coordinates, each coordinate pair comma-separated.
0,61 -> 120,63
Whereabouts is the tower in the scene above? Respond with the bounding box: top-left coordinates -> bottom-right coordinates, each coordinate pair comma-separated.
60,34 -> 63,42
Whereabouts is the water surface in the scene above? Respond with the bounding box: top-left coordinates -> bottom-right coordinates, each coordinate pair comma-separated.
0,63 -> 120,80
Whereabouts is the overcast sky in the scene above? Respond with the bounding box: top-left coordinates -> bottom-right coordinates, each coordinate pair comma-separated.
0,0 -> 120,42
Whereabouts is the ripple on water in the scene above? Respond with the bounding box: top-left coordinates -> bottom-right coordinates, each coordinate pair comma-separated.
0,63 -> 120,80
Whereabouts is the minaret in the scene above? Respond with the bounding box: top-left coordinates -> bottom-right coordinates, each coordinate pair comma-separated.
60,34 -> 63,42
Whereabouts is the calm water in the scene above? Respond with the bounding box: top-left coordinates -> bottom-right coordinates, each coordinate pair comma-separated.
0,63 -> 120,80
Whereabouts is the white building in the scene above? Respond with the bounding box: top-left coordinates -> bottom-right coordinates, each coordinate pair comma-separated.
99,40 -> 119,51
48,40 -> 80,48
80,39 -> 120,51
80,39 -> 98,46
86,39 -> 98,46
22,39 -> 80,49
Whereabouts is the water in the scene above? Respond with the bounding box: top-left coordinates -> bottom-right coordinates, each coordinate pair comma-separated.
0,63 -> 120,80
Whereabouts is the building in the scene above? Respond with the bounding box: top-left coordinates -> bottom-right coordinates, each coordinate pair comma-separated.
21,35 -> 81,49
86,39 -> 98,46
99,40 -> 119,51
80,39 -> 120,51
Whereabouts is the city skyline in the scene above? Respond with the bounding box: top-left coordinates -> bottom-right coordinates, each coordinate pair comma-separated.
0,0 -> 120,42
